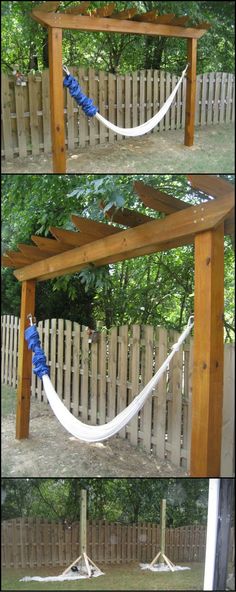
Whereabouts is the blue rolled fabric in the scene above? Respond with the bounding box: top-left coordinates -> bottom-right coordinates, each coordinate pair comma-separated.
25,325 -> 50,379
63,74 -> 98,117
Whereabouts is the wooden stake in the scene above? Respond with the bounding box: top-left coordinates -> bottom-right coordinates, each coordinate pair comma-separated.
160,499 -> 166,556
48,27 -> 66,173
16,280 -> 36,439
191,224 -> 224,476
184,38 -> 197,146
80,490 -> 87,554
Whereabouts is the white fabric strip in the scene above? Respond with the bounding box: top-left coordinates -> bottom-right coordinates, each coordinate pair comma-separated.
95,65 -> 188,137
42,317 -> 193,443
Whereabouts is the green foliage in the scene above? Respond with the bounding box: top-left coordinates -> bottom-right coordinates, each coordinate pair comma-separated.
1,1 -> 235,74
1,478 -> 209,526
2,174 -> 235,338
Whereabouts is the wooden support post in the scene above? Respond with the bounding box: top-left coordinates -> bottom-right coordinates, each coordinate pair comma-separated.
191,224 -> 224,476
48,27 -> 66,173
16,280 -> 36,439
160,499 -> 166,556
213,479 -> 234,590
80,489 -> 87,554
184,38 -> 197,146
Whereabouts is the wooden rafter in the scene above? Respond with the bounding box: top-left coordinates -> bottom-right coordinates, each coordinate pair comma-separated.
134,10 -> 158,23
37,1 -> 60,12
17,244 -> 54,261
112,8 -> 138,20
100,202 -> 154,226
31,235 -> 74,253
134,181 -> 190,214
188,175 -> 235,199
91,3 -> 116,18
63,2 -> 91,15
71,215 -> 121,237
11,194 -> 234,282
170,16 -> 189,27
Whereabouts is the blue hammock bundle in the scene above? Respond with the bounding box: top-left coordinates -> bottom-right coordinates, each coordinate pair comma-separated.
25,325 -> 50,379
63,73 -> 98,117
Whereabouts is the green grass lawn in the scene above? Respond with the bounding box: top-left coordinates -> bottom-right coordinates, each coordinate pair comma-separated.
1,384 -> 17,417
1,563 -> 204,591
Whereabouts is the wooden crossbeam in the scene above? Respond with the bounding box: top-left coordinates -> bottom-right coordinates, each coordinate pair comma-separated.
91,3 -> 116,18
71,215 -> 121,237
31,235 -> 73,253
134,181 -> 190,214
63,2 -> 91,15
13,194 -> 234,282
31,11 -> 208,38
112,8 -> 138,20
188,175 -> 235,200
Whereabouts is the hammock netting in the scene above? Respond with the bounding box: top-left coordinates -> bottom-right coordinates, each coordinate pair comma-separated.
25,317 -> 194,444
63,65 -> 188,137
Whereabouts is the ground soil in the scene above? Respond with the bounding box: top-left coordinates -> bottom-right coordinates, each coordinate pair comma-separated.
1,124 -> 234,174
2,394 -> 186,478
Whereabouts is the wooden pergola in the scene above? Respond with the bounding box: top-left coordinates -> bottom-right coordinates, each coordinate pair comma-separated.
31,1 -> 211,173
2,175 -> 234,477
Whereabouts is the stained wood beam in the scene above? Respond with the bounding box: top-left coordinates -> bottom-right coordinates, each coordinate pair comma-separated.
31,12 -> 207,38
191,224 -> 224,476
6,252 -> 34,267
188,175 -> 235,200
31,235 -> 74,253
49,226 -> 100,246
134,10 -> 158,23
1,255 -> 16,268
100,202 -> 154,226
152,15 -> 175,24
71,215 -> 121,237
134,181 -> 190,214
112,8 -> 138,20
171,16 -> 189,27
16,280 -> 36,439
63,2 -> 91,15
37,1 -> 60,12
48,27 -> 66,173
184,37 -> 197,146
194,22 -> 211,30
13,194 -> 234,283
17,244 -> 53,261
91,3 -> 116,17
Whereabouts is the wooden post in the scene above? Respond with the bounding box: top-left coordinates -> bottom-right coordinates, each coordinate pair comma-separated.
16,280 -> 36,439
48,27 -> 66,173
80,489 -> 87,554
160,499 -> 166,557
191,224 -> 224,476
184,38 -> 197,146
213,479 -> 234,590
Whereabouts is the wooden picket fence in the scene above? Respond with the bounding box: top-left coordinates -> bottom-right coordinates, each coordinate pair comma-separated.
1,518 -> 218,568
1,315 -> 234,473
1,69 -> 235,159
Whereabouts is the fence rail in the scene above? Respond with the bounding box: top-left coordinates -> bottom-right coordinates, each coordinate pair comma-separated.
1,518 -> 216,568
1,315 -> 234,473
1,69 -> 235,159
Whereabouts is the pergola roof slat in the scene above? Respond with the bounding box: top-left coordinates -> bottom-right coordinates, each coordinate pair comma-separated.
6,252 -> 35,267
17,244 -> 54,261
71,215 -> 121,237
134,10 -> 158,23
134,181 -> 190,214
170,16 -> 189,27
37,1 -> 60,12
31,236 -> 74,253
112,8 -> 138,20
63,2 -> 91,15
91,3 -> 116,18
188,175 -> 234,200
12,193 -> 234,282
100,202 -> 154,226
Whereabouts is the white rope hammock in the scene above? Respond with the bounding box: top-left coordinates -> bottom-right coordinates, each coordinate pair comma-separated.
95,65 -> 188,137
42,317 -> 194,443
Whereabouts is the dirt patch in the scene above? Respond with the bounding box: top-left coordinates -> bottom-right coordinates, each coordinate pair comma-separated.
2,396 -> 186,478
1,124 -> 234,174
